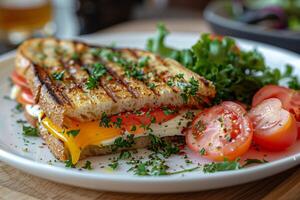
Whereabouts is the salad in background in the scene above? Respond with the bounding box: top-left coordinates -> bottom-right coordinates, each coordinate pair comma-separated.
232,0 -> 300,31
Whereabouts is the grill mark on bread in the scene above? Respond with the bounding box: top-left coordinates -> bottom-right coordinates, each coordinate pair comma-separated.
33,39 -> 72,106
154,56 -> 181,94
34,84 -> 42,103
100,61 -> 139,98
32,63 -> 71,105
162,58 -> 211,88
122,48 -> 160,96
99,77 -> 118,102
72,41 -> 83,66
94,51 -> 140,98
16,38 -> 216,124
81,61 -> 119,103
55,43 -> 84,91
61,62 -> 84,89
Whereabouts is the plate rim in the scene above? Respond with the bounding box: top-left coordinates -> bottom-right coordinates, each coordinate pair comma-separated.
0,33 -> 299,192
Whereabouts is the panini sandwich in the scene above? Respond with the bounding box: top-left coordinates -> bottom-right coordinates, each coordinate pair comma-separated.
11,38 -> 215,164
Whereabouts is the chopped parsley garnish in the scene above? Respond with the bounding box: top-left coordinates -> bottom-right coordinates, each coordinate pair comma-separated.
175,73 -> 184,79
52,71 -> 65,81
124,66 -> 144,81
242,158 -> 268,167
166,73 -> 200,102
148,82 -> 156,89
133,162 -> 150,176
65,159 -> 75,168
225,134 -> 231,142
22,125 -> 39,137
99,112 -> 111,128
85,76 -> 98,90
180,77 -> 199,103
111,134 -> 135,152
199,148 -> 206,155
119,151 -> 132,160
168,167 -> 200,175
71,52 -> 79,60
137,56 -> 150,68
162,107 -> 176,115
16,119 -> 27,124
82,160 -> 93,170
66,129 -> 80,137
195,120 -> 206,132
151,116 -> 156,123
203,159 -> 241,173
85,63 -> 107,89
148,134 -> 180,158
184,111 -> 195,120
166,79 -> 174,87
14,103 -> 23,112
108,151 -> 132,170
113,117 -> 122,128
108,160 -> 119,170
128,154 -> 199,176
130,125 -> 137,131
92,63 -> 107,77
98,48 -> 146,81
3,95 -> 11,100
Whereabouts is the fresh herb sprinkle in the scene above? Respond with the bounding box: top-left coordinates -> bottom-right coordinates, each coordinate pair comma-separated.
66,129 -> 80,137
52,71 -> 65,81
22,125 -> 39,137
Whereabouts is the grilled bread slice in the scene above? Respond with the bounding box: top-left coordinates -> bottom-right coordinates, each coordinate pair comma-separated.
15,38 -> 215,126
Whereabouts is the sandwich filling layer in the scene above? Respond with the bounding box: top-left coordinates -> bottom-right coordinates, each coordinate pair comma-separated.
25,104 -> 197,164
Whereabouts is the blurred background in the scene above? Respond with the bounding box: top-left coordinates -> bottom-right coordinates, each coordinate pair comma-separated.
0,0 -> 299,54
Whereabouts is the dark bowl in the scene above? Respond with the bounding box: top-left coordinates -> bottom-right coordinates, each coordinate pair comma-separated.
204,0 -> 300,53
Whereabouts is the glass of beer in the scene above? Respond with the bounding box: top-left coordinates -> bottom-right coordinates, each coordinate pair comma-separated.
0,0 -> 53,46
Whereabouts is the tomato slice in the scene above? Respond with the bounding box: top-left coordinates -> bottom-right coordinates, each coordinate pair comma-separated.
111,113 -> 145,134
11,71 -> 35,105
149,108 -> 178,124
252,85 -> 300,136
185,101 -> 253,161
110,107 -> 179,134
11,71 -> 29,89
249,98 -> 297,151
17,89 -> 34,105
252,85 -> 300,120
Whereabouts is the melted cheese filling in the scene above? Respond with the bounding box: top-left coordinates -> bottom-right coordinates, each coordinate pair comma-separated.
41,116 -> 121,164
26,105 -> 196,164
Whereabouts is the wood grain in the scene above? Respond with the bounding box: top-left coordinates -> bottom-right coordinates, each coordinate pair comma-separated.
0,161 -> 298,200
263,168 -> 300,200
1,18 -> 300,200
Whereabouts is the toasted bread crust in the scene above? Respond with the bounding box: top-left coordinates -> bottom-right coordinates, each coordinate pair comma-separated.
38,123 -> 184,162
16,38 -> 215,126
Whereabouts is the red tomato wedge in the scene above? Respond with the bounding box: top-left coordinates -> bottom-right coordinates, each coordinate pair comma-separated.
110,108 -> 179,134
252,85 -> 300,136
249,98 -> 297,151
11,70 -> 35,105
11,71 -> 29,89
185,101 -> 253,161
21,90 -> 35,105
17,89 -> 35,105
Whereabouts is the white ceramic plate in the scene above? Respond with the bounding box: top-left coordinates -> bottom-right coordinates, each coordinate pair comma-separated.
0,32 -> 299,193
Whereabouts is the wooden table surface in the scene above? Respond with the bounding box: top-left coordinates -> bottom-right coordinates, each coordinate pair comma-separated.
1,18 -> 300,200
